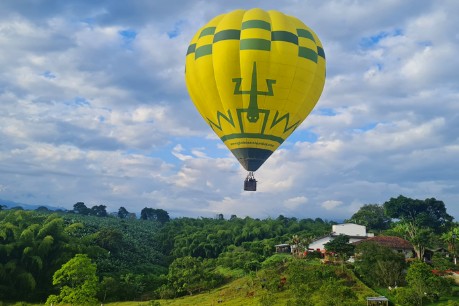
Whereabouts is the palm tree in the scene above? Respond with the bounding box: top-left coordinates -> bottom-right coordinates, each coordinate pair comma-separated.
290,235 -> 313,257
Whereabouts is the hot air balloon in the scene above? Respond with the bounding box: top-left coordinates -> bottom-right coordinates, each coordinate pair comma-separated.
185,8 -> 326,191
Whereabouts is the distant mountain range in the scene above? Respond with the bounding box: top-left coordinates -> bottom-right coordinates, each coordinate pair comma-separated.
0,199 -> 66,211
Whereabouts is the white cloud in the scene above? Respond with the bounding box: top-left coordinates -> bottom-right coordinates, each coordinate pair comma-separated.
322,200 -> 343,211
0,1 -> 458,220
172,144 -> 192,161
284,196 -> 308,210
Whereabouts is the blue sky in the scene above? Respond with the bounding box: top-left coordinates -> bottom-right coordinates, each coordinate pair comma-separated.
0,0 -> 458,220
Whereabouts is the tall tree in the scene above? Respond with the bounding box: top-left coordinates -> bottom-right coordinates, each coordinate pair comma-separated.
73,202 -> 90,215
46,254 -> 99,305
90,205 -> 108,217
290,234 -> 313,257
118,206 -> 129,219
94,228 -> 124,253
346,204 -> 391,232
384,195 -> 453,259
384,195 -> 453,233
0,211 -> 74,301
324,234 -> 354,266
140,207 -> 170,224
354,241 -> 406,287
35,206 -> 50,212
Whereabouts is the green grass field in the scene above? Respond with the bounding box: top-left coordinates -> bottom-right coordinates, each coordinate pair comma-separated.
14,263 -> 459,306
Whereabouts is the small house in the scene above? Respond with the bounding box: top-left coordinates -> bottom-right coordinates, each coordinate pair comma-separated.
308,223 -> 374,252
423,247 -> 450,262
366,296 -> 389,306
275,243 -> 291,253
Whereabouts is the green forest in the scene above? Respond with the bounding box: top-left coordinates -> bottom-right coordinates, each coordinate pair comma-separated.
1,195 -> 459,305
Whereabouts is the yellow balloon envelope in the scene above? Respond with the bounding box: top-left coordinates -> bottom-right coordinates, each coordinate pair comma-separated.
185,8 -> 326,175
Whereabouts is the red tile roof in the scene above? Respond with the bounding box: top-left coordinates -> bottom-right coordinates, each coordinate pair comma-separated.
353,236 -> 413,249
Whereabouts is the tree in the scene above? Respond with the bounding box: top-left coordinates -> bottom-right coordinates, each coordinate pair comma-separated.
73,202 -> 90,215
0,211 -> 77,301
118,206 -> 129,219
162,256 -> 225,297
409,227 -> 435,261
354,241 -> 406,287
118,273 -> 146,300
400,260 -> 452,304
140,207 -> 153,220
346,204 -> 391,232
98,276 -> 119,303
384,195 -> 453,260
384,195 -> 452,233
94,228 -> 124,253
90,205 -> 108,217
389,220 -> 435,260
431,252 -> 454,272
440,225 -> 459,265
154,208 -> 170,224
396,287 -> 422,306
324,234 -> 354,265
35,206 -> 50,212
217,246 -> 261,272
46,254 -> 99,305
140,207 -> 170,224
290,234 -> 313,257
166,256 -> 207,296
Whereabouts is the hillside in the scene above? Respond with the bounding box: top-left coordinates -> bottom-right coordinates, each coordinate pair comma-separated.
156,258 -> 379,306
1,196 -> 459,305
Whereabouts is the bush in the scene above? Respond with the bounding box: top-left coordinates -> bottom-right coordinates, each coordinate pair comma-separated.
157,285 -> 175,299
261,254 -> 292,270
396,287 -> 422,306
431,252 -> 454,272
305,251 -> 322,260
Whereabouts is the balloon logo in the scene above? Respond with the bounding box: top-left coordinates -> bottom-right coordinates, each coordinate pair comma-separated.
185,8 -> 326,190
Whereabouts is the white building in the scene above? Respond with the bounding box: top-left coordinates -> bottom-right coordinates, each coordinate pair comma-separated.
308,223 -> 374,252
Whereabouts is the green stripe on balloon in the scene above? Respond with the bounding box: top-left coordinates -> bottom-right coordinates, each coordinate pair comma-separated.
186,43 -> 196,55
199,27 -> 216,38
298,47 -> 318,62
317,46 -> 325,59
240,39 -> 271,51
297,29 -> 316,42
195,45 -> 212,59
242,20 -> 271,31
213,30 -> 241,43
271,31 -> 298,45
220,133 -> 284,144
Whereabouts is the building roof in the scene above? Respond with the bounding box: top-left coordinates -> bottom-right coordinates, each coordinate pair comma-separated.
353,236 -> 413,249
367,296 -> 389,301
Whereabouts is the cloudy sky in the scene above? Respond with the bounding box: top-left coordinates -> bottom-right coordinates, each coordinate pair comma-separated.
1,0 -> 458,220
